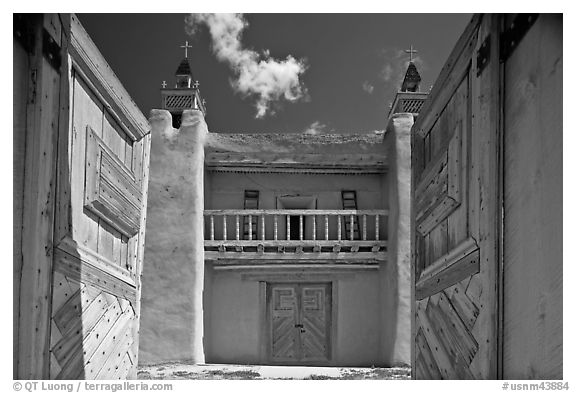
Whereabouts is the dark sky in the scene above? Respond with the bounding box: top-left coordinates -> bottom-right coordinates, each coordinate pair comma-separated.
78,14 -> 471,134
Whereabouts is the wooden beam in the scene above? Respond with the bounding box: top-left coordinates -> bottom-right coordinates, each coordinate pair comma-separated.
204,240 -> 388,247
205,209 -> 389,216
216,264 -> 380,271
205,251 -> 387,261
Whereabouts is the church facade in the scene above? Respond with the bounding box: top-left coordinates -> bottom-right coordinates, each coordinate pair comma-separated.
137,48 -> 426,367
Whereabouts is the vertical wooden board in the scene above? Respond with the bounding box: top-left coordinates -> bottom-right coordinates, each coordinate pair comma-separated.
502,15 -> 563,379
102,111 -> 126,163
427,218 -> 448,264
120,235 -> 129,270
71,76 -> 103,250
466,15 -> 500,380
124,134 -> 133,170
97,220 -> 115,262
128,133 -> 151,378
13,39 -> 29,371
18,29 -> 62,378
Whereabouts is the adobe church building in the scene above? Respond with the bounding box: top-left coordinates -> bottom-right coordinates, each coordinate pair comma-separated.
13,13 -> 562,380
137,47 -> 427,366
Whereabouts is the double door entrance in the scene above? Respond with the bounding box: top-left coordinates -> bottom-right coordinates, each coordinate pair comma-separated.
267,282 -> 332,364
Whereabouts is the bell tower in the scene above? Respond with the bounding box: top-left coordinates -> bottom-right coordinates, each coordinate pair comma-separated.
389,45 -> 427,117
160,40 -> 207,128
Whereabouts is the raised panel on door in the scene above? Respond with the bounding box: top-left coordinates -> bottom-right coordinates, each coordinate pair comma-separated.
412,15 -> 499,379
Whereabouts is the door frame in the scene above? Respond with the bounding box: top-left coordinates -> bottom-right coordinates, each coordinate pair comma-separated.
262,281 -> 334,365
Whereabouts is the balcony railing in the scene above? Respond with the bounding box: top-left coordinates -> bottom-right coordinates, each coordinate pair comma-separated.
203,209 -> 388,261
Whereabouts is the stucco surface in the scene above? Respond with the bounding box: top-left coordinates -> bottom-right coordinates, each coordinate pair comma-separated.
205,268 -> 381,366
139,109 -> 207,364
379,113 -> 413,366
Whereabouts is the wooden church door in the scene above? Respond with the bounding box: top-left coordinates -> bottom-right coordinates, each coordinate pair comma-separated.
268,283 -> 332,364
48,15 -> 151,379
411,15 -> 500,379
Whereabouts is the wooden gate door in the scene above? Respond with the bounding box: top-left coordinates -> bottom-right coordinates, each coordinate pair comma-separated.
501,15 -> 562,379
269,283 -> 331,364
14,14 -> 150,380
411,15 -> 500,379
48,15 -> 151,379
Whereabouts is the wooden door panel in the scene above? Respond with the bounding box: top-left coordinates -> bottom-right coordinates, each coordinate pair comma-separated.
270,285 -> 298,361
412,15 -> 499,379
301,285 -> 330,362
50,69 -> 150,379
269,283 -> 331,364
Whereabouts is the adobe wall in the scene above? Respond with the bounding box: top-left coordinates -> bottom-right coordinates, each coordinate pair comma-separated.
139,109 -> 207,364
204,266 -> 381,366
379,113 -> 413,366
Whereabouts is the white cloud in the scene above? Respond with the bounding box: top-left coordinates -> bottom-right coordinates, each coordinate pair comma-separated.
362,81 -> 375,94
185,14 -> 308,119
303,121 -> 328,135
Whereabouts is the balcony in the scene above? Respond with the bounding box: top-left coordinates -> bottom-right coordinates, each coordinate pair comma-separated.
204,209 -> 388,266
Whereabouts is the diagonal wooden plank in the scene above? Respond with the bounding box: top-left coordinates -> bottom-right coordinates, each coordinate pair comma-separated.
51,271 -> 79,314
436,292 -> 478,363
56,291 -> 108,340
95,321 -> 134,379
111,352 -> 131,380
417,303 -> 458,379
465,272 -> 482,302
448,282 -> 479,330
426,301 -> 475,379
415,328 -> 442,379
54,294 -> 125,379
84,308 -> 133,379
415,353 -> 432,379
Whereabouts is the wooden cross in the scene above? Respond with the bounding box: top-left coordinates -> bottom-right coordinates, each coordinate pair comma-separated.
161,81 -> 167,88
180,40 -> 193,58
405,45 -> 418,62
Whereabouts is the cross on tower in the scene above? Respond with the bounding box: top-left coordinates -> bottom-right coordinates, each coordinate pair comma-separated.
405,45 -> 418,62
161,81 -> 167,88
180,40 -> 193,58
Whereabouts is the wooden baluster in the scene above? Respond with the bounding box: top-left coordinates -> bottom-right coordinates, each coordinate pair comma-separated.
274,215 -> 278,241
337,215 -> 341,241
299,215 -> 303,241
362,214 -> 367,241
261,215 -> 265,241
350,214 -> 354,241
325,215 -> 329,241
210,215 -> 214,241
287,214 -> 290,240
375,214 -> 380,240
248,214 -> 252,240
236,215 -> 240,241
312,215 -> 316,241
223,215 -> 227,241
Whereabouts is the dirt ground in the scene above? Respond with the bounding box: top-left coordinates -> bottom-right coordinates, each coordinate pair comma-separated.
138,363 -> 411,380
